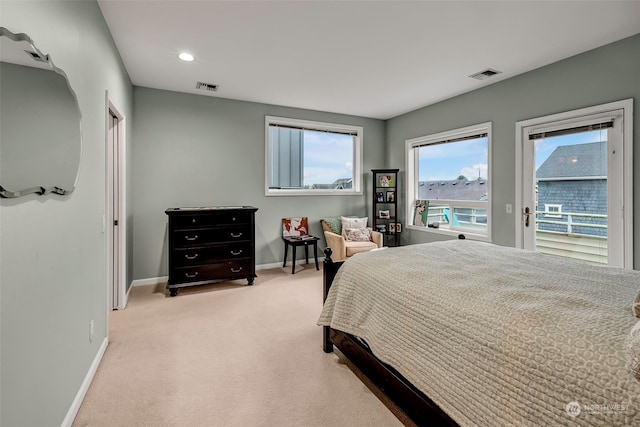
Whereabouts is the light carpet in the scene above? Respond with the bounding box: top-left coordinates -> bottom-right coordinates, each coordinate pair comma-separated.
72,266 -> 408,427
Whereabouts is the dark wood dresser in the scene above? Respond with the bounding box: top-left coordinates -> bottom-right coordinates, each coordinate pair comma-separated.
165,206 -> 258,296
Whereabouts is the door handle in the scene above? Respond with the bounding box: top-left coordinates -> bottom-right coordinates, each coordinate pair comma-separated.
523,207 -> 531,228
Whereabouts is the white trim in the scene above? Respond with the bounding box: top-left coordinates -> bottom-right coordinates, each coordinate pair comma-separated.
132,260 -> 319,288
537,176 -> 607,181
257,259 -> 310,270
131,276 -> 168,287
406,224 -> 492,242
544,203 -> 563,218
60,338 -> 108,427
264,115 -> 363,196
105,92 -> 128,310
405,122 -> 492,241
515,99 -> 633,269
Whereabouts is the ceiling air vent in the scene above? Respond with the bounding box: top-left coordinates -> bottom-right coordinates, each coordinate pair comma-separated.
196,81 -> 219,92
469,68 -> 502,80
25,50 -> 47,63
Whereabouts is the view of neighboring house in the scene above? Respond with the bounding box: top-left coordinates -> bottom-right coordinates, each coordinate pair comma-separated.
418,177 -> 488,226
536,141 -> 607,237
418,177 -> 488,201
311,178 -> 352,190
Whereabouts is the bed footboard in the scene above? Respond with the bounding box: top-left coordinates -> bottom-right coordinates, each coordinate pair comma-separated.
322,248 -> 343,353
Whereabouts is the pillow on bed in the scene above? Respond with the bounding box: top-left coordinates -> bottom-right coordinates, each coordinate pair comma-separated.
344,227 -> 372,242
633,291 -> 640,318
626,320 -> 640,381
341,216 -> 368,238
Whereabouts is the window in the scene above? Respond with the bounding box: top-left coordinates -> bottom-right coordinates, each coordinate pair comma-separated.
405,122 -> 492,240
544,204 -> 562,218
265,116 -> 363,195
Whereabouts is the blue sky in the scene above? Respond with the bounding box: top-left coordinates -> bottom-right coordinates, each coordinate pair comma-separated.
302,130 -> 353,186
417,129 -> 607,182
534,129 -> 605,169
418,137 -> 488,181
299,129 -> 606,186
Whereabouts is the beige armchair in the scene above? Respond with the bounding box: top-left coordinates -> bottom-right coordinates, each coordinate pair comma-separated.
320,218 -> 383,262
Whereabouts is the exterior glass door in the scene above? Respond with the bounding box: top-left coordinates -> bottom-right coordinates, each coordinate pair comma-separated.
517,101 -> 632,268
530,129 -> 608,264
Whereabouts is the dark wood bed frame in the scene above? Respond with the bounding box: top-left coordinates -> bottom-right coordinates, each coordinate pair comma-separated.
322,248 -> 459,427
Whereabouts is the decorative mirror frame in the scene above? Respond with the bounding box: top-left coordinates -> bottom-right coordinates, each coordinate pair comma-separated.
0,27 -> 83,198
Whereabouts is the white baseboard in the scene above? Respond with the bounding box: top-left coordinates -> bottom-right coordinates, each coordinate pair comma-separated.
256,260 -> 308,270
131,276 -> 168,287
61,337 -> 108,427
131,259 -> 316,288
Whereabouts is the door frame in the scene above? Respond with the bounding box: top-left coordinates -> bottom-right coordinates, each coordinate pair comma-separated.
105,92 -> 128,310
515,99 -> 633,269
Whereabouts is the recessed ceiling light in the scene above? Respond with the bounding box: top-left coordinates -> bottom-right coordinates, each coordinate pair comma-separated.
178,52 -> 195,62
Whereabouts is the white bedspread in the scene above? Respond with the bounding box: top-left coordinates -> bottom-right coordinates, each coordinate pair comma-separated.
318,240 -> 640,426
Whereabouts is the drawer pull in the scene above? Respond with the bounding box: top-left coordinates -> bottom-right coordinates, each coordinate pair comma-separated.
191,218 -> 197,224
185,272 -> 199,278
232,217 -> 236,221
230,267 -> 243,273
184,235 -> 198,241
230,232 -> 243,238
230,249 -> 243,256
185,253 -> 199,260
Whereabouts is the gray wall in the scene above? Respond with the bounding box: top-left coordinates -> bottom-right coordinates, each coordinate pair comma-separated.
0,2 -> 638,425
132,87 -> 385,280
386,33 -> 640,268
0,1 -> 133,426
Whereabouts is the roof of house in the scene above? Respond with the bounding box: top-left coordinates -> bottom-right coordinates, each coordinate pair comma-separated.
536,141 -> 606,180
418,178 -> 488,201
310,177 -> 352,190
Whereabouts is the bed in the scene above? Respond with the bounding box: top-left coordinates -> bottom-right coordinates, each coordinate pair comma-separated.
318,240 -> 640,426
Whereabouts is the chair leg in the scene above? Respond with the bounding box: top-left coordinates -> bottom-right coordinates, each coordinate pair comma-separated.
291,245 -> 297,274
283,242 -> 288,268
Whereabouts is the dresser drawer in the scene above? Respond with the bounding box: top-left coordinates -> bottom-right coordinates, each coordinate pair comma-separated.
172,211 -> 251,228
172,243 -> 252,267
173,225 -> 251,247
174,259 -> 252,283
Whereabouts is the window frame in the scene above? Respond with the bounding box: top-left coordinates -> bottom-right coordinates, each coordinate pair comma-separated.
515,99 -> 633,269
264,116 -> 363,196
405,122 -> 493,241
544,204 -> 563,218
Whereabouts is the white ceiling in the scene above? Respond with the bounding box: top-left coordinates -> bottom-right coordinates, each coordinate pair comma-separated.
97,0 -> 640,120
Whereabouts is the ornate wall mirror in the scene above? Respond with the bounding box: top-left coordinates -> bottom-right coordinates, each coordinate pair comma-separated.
0,27 -> 82,198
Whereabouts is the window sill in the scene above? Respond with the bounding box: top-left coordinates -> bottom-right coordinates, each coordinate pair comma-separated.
265,189 -> 363,197
406,225 -> 492,242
